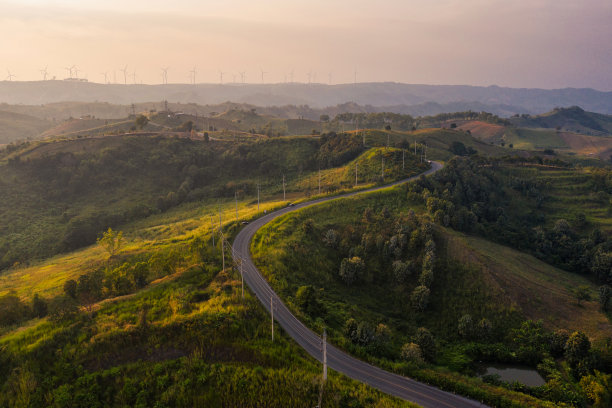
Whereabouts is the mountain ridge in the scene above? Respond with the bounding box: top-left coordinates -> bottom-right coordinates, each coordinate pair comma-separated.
1,81 -> 611,115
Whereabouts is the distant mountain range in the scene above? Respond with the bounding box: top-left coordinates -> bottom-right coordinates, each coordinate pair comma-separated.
1,81 -> 611,116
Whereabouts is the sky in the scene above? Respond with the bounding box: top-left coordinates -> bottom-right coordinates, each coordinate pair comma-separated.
0,0 -> 611,90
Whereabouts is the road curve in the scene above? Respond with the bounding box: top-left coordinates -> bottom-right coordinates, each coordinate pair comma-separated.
231,161 -> 487,408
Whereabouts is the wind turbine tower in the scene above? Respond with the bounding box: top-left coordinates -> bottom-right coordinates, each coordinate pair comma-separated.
260,69 -> 267,84
40,66 -> 48,81
190,66 -> 197,85
239,71 -> 246,84
120,65 -> 128,85
6,70 -> 15,81
161,67 -> 169,84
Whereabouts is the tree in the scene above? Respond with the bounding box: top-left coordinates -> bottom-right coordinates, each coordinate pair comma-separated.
574,285 -> 591,305
135,115 -> 149,129
550,329 -> 570,357
400,343 -> 424,364
339,257 -> 364,285
411,286 -> 430,312
97,227 -> 124,257
0,292 -> 29,326
63,279 -> 77,299
458,314 -> 474,339
323,229 -> 338,248
580,370 -> 611,408
478,318 -> 493,340
31,294 -> 48,318
49,296 -> 79,321
565,331 -> 591,366
392,260 -> 412,283
319,114 -> 330,122
599,285 -> 611,311
295,285 -> 323,317
414,327 -> 436,361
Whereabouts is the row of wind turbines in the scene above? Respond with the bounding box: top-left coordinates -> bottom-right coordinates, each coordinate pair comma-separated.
4,66 -> 360,85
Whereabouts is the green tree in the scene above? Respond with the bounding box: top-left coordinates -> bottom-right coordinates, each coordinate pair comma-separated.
97,227 -> 124,257
135,114 -> 149,129
458,314 -> 474,339
320,114 -> 330,122
411,285 -> 430,312
414,327 -> 436,361
400,343 -> 424,364
565,331 -> 591,366
579,370 -> 611,408
63,279 -> 77,299
339,257 -> 364,285
574,285 -> 591,305
295,285 -> 323,317
599,285 -> 611,311
31,294 -> 47,318
0,292 -> 29,326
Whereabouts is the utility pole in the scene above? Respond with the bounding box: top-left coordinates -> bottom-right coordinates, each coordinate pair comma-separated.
322,328 -> 327,381
210,215 -> 215,247
240,258 -> 244,299
318,168 -> 321,195
257,183 -> 260,211
221,233 -> 225,271
424,144 -> 427,161
362,130 -> 365,147
282,174 -> 286,201
355,162 -> 358,186
387,133 -> 390,149
402,149 -> 405,170
270,295 -> 274,342
235,191 -> 238,220
381,156 -> 384,180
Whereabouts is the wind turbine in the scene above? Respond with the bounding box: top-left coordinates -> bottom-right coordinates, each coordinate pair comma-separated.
64,66 -> 72,78
239,71 -> 246,84
260,68 -> 267,84
100,72 -> 109,84
189,66 -> 197,85
219,70 -> 226,84
132,71 -> 137,84
120,65 -> 128,84
40,66 -> 48,81
307,70 -> 312,84
161,67 -> 169,84
71,65 -> 79,78
6,70 -> 15,81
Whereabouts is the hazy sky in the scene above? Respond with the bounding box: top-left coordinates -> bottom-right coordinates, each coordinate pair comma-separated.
1,0 -> 611,90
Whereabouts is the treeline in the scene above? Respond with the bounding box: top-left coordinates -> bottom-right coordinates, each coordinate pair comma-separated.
331,111 -> 509,131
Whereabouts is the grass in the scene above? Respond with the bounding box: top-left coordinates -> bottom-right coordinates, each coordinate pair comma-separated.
504,128 -> 569,150
443,229 -> 612,342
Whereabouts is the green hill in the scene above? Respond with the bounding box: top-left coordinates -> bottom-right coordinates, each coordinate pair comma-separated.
0,110 -> 51,145
509,106 -> 612,136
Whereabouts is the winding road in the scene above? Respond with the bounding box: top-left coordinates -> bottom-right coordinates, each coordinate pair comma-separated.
231,161 -> 488,408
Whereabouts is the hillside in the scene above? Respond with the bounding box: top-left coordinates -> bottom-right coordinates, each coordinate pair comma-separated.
0,110 -> 51,145
509,106 -> 612,135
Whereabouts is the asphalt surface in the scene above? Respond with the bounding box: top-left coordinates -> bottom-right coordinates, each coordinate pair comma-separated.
231,161 -> 488,408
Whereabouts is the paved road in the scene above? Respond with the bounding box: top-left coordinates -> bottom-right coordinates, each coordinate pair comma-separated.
231,161 -> 488,408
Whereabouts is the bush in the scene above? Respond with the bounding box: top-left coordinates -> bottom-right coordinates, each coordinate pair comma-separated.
411,285 -> 430,311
